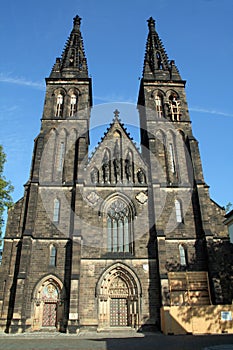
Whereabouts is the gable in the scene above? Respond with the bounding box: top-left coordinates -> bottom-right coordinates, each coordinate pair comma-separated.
85,117 -> 147,186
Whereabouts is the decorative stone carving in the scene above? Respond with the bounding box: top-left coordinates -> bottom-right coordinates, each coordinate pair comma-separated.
86,191 -> 100,205
107,200 -> 129,220
135,191 -> 148,204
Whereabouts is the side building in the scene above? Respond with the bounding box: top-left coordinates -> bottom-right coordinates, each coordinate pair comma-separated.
0,16 -> 231,334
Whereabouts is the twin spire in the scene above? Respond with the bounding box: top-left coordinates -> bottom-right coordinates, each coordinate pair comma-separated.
49,15 -> 182,81
50,15 -> 88,79
143,17 -> 181,80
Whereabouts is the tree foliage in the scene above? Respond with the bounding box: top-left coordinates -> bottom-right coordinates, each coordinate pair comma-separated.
0,145 -> 14,238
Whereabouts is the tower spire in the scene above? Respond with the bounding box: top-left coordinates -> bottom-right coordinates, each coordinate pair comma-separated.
143,17 -> 181,81
49,15 -> 88,78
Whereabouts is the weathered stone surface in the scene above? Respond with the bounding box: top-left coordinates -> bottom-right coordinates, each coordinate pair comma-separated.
0,16 -> 230,334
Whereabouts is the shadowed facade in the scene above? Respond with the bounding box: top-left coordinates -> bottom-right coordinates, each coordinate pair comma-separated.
0,16 -> 230,334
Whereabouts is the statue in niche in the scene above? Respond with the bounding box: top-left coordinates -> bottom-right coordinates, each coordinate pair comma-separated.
113,158 -> 120,183
102,153 -> 110,183
113,140 -> 121,183
125,155 -> 132,181
90,168 -> 99,184
137,168 -> 146,184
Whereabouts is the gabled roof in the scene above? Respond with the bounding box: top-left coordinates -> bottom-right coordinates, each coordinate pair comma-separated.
88,110 -> 144,165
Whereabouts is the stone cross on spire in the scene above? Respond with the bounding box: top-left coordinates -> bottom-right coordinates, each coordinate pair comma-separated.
113,109 -> 120,118
147,17 -> 156,31
73,15 -> 81,31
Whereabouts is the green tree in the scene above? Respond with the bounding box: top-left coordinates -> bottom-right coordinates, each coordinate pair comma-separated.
0,145 -> 14,241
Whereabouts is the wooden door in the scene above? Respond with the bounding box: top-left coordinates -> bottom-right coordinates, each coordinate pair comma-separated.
42,302 -> 57,327
110,298 -> 128,326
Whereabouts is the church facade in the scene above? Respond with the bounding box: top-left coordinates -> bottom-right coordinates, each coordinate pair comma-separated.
0,16 -> 231,334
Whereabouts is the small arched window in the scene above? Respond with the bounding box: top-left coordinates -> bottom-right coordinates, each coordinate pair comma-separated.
49,245 -> 57,266
55,94 -> 64,117
155,94 -> 164,118
175,199 -> 183,223
70,94 -> 77,116
53,198 -> 60,223
179,244 -> 187,266
169,95 -> 180,121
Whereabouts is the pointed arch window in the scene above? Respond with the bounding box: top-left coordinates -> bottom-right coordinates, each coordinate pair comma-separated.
156,51 -> 163,69
175,199 -> 183,223
70,94 -> 77,116
179,244 -> 187,266
55,93 -> 64,117
49,245 -> 57,266
169,95 -> 180,121
58,142 -> 65,171
169,143 -> 176,174
53,198 -> 60,223
107,199 -> 132,254
155,94 -> 164,118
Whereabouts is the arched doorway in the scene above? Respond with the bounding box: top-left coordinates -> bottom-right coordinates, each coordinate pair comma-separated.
96,263 -> 141,329
31,275 -> 65,331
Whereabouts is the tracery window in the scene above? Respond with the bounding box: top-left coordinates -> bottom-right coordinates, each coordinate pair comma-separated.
155,94 -> 164,118
107,199 -> 133,253
69,94 -> 77,116
55,93 -> 63,117
169,95 -> 180,121
53,198 -> 60,223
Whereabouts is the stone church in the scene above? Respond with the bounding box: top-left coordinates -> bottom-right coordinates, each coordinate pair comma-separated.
0,16 -> 231,334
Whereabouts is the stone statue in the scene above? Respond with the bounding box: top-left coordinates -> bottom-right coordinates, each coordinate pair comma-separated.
137,169 -> 145,184
113,158 -> 120,183
125,157 -> 132,181
102,153 -> 110,183
90,168 -> 98,184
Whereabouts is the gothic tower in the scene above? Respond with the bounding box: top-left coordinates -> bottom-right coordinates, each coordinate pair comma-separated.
138,17 -> 228,308
0,15 -> 93,333
0,16 -> 230,335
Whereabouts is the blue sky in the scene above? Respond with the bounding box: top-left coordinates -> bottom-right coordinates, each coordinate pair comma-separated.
0,0 -> 233,223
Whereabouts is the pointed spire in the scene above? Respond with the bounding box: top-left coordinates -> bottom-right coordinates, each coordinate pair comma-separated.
143,17 -> 182,81
50,15 -> 88,78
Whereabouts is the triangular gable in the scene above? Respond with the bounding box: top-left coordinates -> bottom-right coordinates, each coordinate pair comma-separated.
85,112 -> 147,186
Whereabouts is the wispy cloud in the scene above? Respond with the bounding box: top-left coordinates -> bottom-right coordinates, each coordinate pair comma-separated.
0,73 -> 45,90
190,106 -> 233,118
0,105 -> 19,114
94,94 -> 135,104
